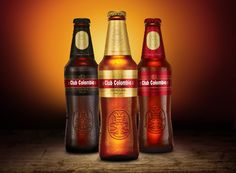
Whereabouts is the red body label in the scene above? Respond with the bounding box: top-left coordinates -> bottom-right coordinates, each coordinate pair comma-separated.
138,70 -> 171,96
65,79 -> 98,88
99,79 -> 137,88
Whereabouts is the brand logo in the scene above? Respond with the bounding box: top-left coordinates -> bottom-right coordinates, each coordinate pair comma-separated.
138,70 -> 171,96
99,79 -> 137,88
73,110 -> 93,133
75,31 -> 89,50
65,79 -> 98,88
108,110 -> 130,140
146,106 -> 165,134
139,79 -> 169,86
146,31 -> 160,50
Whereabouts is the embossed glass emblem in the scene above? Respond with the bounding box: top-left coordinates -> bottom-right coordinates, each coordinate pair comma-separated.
146,106 -> 165,134
73,110 -> 93,133
108,110 -> 130,139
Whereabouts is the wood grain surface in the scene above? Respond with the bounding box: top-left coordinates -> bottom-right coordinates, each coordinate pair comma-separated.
0,130 -> 235,173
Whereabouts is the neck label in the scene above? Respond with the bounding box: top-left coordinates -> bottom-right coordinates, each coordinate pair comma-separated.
146,31 -> 160,50
75,31 -> 89,50
104,20 -> 131,55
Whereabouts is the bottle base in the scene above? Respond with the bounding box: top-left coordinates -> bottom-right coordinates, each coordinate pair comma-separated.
100,154 -> 139,161
140,146 -> 173,153
66,146 -> 98,153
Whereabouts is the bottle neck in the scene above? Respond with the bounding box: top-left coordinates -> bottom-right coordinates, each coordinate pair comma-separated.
142,24 -> 165,60
70,25 -> 94,58
104,19 -> 131,56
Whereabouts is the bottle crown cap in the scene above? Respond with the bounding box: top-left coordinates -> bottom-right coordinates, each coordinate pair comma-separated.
144,18 -> 161,24
107,11 -> 126,17
73,18 -> 90,24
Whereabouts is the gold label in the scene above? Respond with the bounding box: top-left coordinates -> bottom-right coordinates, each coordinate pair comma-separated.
146,31 -> 160,50
99,70 -> 137,97
75,31 -> 89,50
99,70 -> 137,79
104,20 -> 131,55
100,88 -> 137,97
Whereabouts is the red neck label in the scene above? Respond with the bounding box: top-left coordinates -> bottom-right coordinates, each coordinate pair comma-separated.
142,25 -> 165,59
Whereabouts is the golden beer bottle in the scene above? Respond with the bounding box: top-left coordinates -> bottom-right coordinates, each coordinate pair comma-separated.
99,11 -> 139,161
138,18 -> 174,152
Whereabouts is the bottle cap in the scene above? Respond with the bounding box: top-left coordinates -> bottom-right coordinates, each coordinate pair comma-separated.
144,18 -> 161,24
107,11 -> 126,17
73,18 -> 90,24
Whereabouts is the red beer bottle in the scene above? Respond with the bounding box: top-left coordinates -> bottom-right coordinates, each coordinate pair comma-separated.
64,18 -> 99,153
138,18 -> 174,152
99,11 -> 139,161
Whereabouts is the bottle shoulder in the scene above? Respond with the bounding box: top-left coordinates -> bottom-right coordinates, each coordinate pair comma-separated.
64,57 -> 98,74
65,57 -> 98,68
138,58 -> 171,70
99,55 -> 137,70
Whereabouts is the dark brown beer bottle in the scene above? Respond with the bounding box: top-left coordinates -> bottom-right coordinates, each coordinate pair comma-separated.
99,11 -> 139,161
138,18 -> 174,153
64,18 -> 99,153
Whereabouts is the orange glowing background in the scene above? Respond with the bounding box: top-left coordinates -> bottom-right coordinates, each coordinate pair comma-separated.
0,0 -> 235,128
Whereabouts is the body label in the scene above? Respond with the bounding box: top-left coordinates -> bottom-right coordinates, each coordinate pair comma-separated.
65,72 -> 98,96
99,70 -> 137,97
138,69 -> 171,96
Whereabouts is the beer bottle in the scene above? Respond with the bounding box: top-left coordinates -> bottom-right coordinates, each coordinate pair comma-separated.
64,18 -> 99,153
138,18 -> 174,153
99,11 -> 139,161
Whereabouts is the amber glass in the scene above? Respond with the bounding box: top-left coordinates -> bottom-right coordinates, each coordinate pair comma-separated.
65,18 -> 99,153
138,18 -> 174,153
99,12 -> 139,161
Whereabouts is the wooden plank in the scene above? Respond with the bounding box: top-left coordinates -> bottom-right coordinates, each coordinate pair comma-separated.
0,130 -> 235,173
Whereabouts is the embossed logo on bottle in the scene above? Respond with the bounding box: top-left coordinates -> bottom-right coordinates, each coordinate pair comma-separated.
108,110 -> 130,140
146,106 -> 165,134
73,110 -> 93,133
146,31 -> 160,50
75,31 -> 89,50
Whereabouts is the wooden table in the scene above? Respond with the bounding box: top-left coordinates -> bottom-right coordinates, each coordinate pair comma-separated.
0,130 -> 235,173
